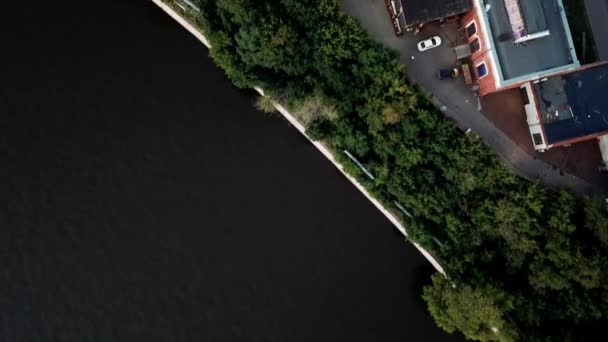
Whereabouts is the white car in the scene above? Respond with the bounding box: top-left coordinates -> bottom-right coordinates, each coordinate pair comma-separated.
417,36 -> 442,52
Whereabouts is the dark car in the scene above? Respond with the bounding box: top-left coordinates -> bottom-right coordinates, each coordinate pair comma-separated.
437,68 -> 460,80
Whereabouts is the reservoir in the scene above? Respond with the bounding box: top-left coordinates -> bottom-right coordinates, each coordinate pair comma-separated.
0,0 -> 462,340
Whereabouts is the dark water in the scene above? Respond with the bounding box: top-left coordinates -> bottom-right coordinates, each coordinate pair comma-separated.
0,0 -> 462,340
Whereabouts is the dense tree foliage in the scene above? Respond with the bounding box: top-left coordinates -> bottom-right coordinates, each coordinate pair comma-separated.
166,0 -> 608,339
423,274 -> 519,342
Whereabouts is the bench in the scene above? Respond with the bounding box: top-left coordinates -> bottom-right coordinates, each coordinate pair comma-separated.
461,64 -> 472,86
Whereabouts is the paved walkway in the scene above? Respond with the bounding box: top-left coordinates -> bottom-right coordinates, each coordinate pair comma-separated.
342,0 -> 598,195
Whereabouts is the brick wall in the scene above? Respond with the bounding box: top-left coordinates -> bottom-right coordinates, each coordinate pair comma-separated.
461,7 -> 496,96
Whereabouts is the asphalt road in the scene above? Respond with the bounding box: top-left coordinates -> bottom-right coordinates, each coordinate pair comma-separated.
342,0 -> 597,195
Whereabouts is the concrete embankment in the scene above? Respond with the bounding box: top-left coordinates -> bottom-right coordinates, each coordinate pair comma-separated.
150,0 -> 445,275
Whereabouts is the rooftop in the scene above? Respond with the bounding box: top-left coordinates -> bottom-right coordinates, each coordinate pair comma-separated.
534,63 -> 608,145
402,0 -> 472,26
479,0 -> 578,85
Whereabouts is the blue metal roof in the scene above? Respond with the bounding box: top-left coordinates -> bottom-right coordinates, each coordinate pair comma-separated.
537,63 -> 608,144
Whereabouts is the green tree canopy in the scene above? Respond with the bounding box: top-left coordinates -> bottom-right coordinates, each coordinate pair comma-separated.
423,274 -> 519,342
182,0 -> 608,339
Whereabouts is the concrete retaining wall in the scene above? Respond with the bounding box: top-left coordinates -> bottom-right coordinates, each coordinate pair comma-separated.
150,0 -> 445,275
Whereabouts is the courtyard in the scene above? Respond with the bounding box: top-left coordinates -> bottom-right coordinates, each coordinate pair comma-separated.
481,89 -> 608,190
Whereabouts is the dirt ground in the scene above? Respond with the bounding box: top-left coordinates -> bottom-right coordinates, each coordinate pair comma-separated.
481,89 -> 608,190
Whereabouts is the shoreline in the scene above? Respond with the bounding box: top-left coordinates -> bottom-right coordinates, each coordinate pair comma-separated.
150,0 -> 445,274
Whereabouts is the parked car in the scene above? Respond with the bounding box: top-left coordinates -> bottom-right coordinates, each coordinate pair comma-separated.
437,67 -> 460,80
417,36 -> 442,52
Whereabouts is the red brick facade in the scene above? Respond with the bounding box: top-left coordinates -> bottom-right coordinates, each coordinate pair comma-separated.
459,4 -> 608,149
551,130 -> 608,148
461,9 -> 497,96
527,61 -> 608,149
460,6 -> 607,98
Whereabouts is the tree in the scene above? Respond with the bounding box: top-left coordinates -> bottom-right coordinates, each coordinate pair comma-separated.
423,274 -> 519,342
292,93 -> 338,125
584,198 -> 608,247
254,95 -> 276,114
179,1 -> 608,338
306,119 -> 335,141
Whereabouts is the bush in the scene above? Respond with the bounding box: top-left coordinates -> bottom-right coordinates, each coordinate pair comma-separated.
254,95 -> 277,114
291,93 -> 338,125
306,119 -> 335,141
